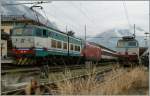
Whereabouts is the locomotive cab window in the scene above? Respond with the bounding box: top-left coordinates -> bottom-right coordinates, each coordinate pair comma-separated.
12,27 -> 33,36
12,28 -> 23,36
24,28 -> 33,36
128,41 -> 137,47
117,41 -> 125,47
36,29 -> 42,37
43,29 -> 48,37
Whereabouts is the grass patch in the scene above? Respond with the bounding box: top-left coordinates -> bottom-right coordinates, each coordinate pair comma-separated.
54,66 -> 148,95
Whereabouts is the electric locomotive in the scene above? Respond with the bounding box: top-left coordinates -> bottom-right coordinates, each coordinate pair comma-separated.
116,36 -> 139,64
11,25 -> 84,65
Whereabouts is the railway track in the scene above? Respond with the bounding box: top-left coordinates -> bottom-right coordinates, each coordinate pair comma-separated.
2,64 -> 113,95
2,65 -> 81,74
1,64 -> 88,95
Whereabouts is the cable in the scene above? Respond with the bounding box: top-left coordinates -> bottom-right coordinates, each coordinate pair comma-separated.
70,2 -> 96,27
71,2 -> 94,24
122,0 -> 132,30
50,4 -> 93,34
41,8 -> 49,26
2,1 -> 49,6
70,2 -> 103,36
42,6 -> 81,32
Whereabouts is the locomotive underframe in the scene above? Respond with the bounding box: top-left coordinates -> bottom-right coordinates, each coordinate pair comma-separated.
118,54 -> 139,67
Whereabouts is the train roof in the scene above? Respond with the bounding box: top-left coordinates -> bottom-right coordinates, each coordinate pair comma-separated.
122,36 -> 134,39
87,41 -> 116,53
13,25 -> 83,41
118,36 -> 138,41
118,36 -> 138,42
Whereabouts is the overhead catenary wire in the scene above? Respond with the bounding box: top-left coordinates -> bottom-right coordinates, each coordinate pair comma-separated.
70,2 -> 107,37
34,5 -> 68,31
41,7 -> 49,26
41,7 -> 77,33
13,1 -> 78,33
70,2 -> 94,25
49,4 -> 94,34
2,1 -> 49,6
70,2 -> 100,30
46,5 -> 77,29
122,0 -> 132,30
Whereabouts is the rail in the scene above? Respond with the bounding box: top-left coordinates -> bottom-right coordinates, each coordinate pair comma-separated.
2,64 -> 113,95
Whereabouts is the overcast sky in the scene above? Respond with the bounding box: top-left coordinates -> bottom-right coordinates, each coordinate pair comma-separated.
24,1 -> 149,37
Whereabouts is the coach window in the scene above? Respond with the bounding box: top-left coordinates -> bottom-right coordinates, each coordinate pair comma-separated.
51,39 -> 57,48
63,43 -> 67,50
75,45 -> 78,51
77,46 -> 80,51
57,41 -> 62,49
70,44 -> 74,50
102,51 -> 106,55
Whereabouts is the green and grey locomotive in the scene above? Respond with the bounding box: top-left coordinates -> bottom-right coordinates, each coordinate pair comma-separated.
11,25 -> 84,65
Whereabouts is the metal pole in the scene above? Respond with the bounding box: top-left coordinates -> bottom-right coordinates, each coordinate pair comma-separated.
145,39 -> 147,47
133,24 -> 135,38
66,25 -> 67,33
144,32 -> 149,47
67,34 -> 69,56
85,24 -> 86,41
65,25 -> 69,56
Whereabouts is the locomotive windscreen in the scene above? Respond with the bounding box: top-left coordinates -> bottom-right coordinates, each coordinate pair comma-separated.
117,40 -> 125,48
12,27 -> 34,36
128,41 -> 137,46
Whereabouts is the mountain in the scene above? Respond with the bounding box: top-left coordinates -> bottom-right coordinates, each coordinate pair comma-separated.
89,27 -> 147,51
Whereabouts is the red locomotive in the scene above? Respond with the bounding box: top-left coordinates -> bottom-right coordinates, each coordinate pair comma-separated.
81,42 -> 101,61
81,42 -> 118,63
